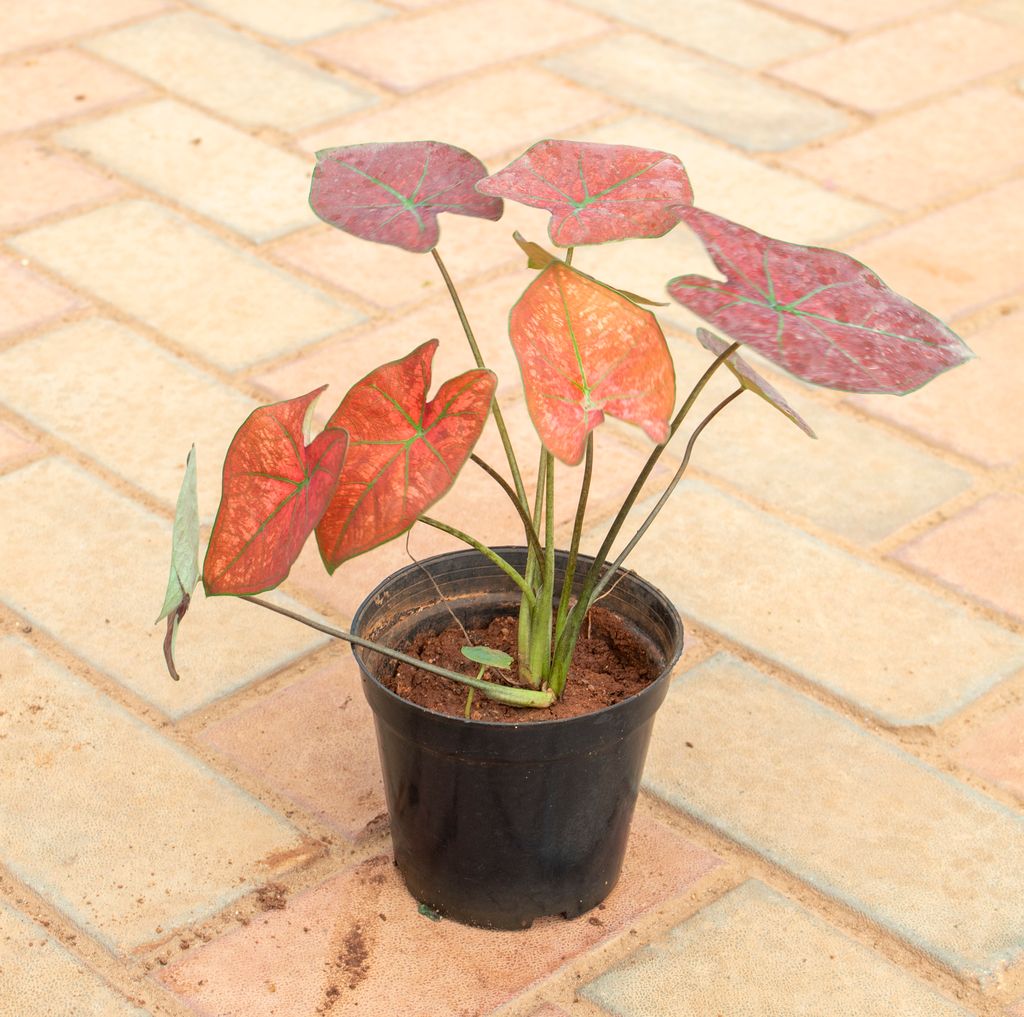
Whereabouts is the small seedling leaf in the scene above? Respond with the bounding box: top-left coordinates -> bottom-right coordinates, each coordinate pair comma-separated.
479,140 -> 692,246
696,328 -> 816,438
310,141 -> 502,253
461,645 -> 514,669
670,207 -> 973,394
204,389 -> 348,595
509,263 -> 675,465
316,341 -> 496,571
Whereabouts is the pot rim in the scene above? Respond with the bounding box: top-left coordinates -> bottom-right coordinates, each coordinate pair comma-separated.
351,545 -> 684,732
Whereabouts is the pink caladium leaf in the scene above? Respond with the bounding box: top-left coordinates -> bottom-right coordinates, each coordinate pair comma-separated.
309,141 -> 503,253
669,207 -> 972,395
697,328 -> 816,439
316,341 -> 496,572
204,388 -> 348,596
509,262 -> 675,465
478,139 -> 693,247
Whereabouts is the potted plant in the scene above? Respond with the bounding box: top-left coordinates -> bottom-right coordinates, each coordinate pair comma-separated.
158,139 -> 970,929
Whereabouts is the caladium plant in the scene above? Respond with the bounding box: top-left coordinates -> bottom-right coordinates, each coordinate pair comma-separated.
160,138 -> 971,709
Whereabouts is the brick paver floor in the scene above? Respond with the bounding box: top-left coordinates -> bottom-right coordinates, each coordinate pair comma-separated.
1,1 -> 1022,1014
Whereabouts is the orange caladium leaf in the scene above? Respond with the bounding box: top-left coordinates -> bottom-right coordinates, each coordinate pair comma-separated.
316,341 -> 496,572
669,207 -> 973,395
509,263 -> 675,465
696,328 -> 816,439
478,139 -> 692,247
309,141 -> 502,253
204,388 -> 348,596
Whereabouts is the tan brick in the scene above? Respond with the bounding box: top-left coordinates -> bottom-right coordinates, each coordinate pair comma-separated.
0,255 -> 81,338
85,11 -> 374,131
200,657 -> 385,840
896,494 -> 1024,622
0,139 -> 123,230
59,99 -> 315,242
849,179 -> 1024,321
547,33 -> 851,152
11,201 -> 362,370
0,902 -> 147,1016
0,637 -> 306,951
587,479 -> 1024,725
0,318 -> 258,513
268,198 -> 549,310
782,87 -> 1024,212
188,0 -> 387,42
300,66 -> 624,162
571,0 -> 835,68
0,0 -> 167,54
645,654 -> 1024,978
956,700 -> 1024,801
311,0 -> 609,93
583,881 -> 973,1016
0,420 -> 41,471
158,815 -> 719,1014
0,49 -> 148,134
683,369 -> 970,544
977,0 -> 1024,29
758,0 -> 946,30
0,458 -> 328,717
774,12 -> 1024,113
849,309 -> 1024,468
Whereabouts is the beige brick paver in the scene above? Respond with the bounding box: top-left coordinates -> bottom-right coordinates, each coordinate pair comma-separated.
2,1 -> 1023,1013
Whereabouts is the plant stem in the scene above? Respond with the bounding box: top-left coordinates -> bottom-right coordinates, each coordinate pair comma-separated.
469,453 -> 544,561
431,246 -> 529,511
418,515 -> 536,605
527,450 -> 556,683
587,386 -> 744,605
243,595 -> 554,708
551,432 -> 593,694
565,246 -> 574,266
517,445 -> 548,686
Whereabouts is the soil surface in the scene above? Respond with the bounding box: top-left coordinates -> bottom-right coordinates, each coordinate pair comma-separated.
386,607 -> 659,722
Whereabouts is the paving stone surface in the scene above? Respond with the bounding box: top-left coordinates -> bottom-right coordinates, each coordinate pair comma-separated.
85,12 -> 375,130
896,494 -> 1024,622
644,655 -> 1024,979
311,0 -> 609,93
773,11 -> 1024,113
58,99 -> 316,241
589,479 -> 1024,726
0,637 -> 308,952
0,458 -> 328,717
2,3 -> 1022,1013
0,902 -> 150,1016
582,881 -> 973,1016
0,138 -> 124,230
156,815 -> 720,1015
548,33 -> 852,152
12,200 -> 361,369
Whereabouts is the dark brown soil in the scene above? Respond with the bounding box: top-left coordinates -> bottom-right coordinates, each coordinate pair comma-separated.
386,607 -> 659,722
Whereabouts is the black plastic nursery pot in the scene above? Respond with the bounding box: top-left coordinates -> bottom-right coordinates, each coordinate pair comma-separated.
350,546 -> 684,930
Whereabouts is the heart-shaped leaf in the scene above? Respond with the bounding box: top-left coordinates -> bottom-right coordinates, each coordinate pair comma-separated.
696,328 -> 816,439
461,645 -> 514,669
157,445 -> 200,680
478,139 -> 692,246
310,141 -> 503,253
204,388 -> 348,596
669,207 -> 972,395
316,341 -> 496,572
509,263 -> 675,465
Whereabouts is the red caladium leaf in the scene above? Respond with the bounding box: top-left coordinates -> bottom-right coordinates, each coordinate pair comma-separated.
204,388 -> 348,596
309,141 -> 502,253
316,341 -> 496,572
696,328 -> 816,439
478,139 -> 692,247
669,207 -> 972,395
509,262 -> 675,465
